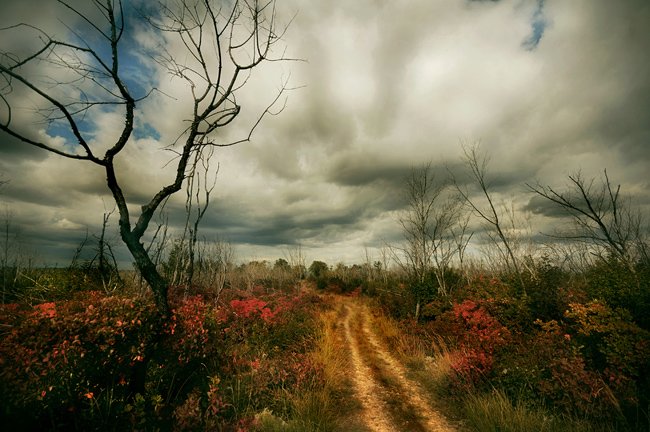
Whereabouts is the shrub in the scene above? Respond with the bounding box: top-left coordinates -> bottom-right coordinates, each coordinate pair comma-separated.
0,292 -> 159,429
0,287 -> 329,430
585,260 -> 650,330
565,301 -> 650,424
525,257 -> 570,322
427,299 -> 510,388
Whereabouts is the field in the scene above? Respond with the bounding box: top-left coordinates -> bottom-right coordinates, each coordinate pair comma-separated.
1,257 -> 648,431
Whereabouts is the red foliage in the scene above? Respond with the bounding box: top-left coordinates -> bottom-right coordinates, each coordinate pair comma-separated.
0,292 -> 157,413
167,295 -> 213,364
230,298 -> 277,323
435,299 -> 511,385
0,287 -> 326,429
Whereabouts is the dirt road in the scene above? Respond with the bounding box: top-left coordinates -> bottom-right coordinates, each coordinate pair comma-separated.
336,297 -> 457,432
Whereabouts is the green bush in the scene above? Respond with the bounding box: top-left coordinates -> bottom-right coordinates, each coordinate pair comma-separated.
585,260 -> 650,330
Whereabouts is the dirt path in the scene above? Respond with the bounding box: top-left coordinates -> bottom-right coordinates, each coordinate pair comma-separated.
338,297 -> 457,432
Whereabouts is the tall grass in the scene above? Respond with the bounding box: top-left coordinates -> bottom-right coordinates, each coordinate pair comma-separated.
462,389 -> 616,432
255,300 -> 357,431
464,389 -> 558,432
311,307 -> 349,390
369,306 -> 429,359
369,305 -> 455,395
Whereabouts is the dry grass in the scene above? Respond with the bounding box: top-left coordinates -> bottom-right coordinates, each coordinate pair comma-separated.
254,298 -> 366,432
464,389 -> 556,432
311,306 -> 349,391
367,305 -> 456,399
370,309 -> 427,359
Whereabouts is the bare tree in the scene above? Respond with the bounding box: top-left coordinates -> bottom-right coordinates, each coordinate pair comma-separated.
0,180 -> 8,302
0,0 -> 292,319
378,245 -> 391,285
450,210 -> 473,276
89,209 -> 123,292
172,146 -> 218,295
395,162 -> 467,319
453,143 -> 525,290
1,209 -> 14,303
195,236 -> 234,299
285,243 -> 306,281
527,170 -> 647,271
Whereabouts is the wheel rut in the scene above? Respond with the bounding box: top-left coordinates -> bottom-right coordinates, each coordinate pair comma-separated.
339,297 -> 457,432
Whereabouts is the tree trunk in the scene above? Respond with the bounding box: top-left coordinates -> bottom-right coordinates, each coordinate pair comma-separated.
121,231 -> 170,320
120,232 -> 170,397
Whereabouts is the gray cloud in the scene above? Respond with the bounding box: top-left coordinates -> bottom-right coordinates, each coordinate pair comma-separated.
1,0 -> 649,266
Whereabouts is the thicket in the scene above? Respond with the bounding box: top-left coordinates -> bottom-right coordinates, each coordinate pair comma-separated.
0,277 -> 328,431
368,256 -> 650,431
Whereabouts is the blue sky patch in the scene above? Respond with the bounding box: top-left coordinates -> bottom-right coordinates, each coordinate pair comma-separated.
46,117 -> 95,152
522,0 -> 547,50
133,122 -> 161,141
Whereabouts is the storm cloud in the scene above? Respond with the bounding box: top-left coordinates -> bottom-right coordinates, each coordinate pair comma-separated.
1,0 -> 649,266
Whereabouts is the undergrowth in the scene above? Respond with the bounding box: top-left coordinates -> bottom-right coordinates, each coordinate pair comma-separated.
366,263 -> 650,432
0,285 -> 344,431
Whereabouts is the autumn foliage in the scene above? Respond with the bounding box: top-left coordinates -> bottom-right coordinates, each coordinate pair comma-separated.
409,270 -> 650,429
0,287 -> 326,430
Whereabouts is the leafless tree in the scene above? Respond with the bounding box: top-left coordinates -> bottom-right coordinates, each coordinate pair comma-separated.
0,182 -> 8,302
194,236 -> 235,299
237,260 -> 271,292
89,209 -> 123,292
527,170 -> 648,271
172,146 -> 218,295
1,209 -> 14,303
285,243 -> 306,281
453,143 -> 525,290
395,162 -> 468,318
378,245 -> 391,285
1,182 -> 38,302
0,0 -> 293,319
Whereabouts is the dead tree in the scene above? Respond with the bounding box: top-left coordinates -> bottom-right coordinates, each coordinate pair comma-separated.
89,210 -> 123,292
396,162 -> 468,319
454,143 -> 525,290
527,170 -> 647,271
0,0 -> 292,319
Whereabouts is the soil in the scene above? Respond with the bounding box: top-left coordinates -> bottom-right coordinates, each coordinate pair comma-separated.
336,296 -> 458,432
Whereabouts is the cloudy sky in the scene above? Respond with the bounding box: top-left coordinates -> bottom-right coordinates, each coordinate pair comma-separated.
1,0 -> 649,267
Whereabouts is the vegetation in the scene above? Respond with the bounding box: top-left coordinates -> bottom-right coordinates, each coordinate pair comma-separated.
364,256 -> 650,431
0,280 -> 336,430
0,222 -> 649,431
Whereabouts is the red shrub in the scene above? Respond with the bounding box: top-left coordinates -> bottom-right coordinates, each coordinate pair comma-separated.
528,318 -> 615,414
230,298 -> 277,323
167,295 -> 216,364
0,292 -> 158,416
439,300 -> 511,384
0,287 -> 326,429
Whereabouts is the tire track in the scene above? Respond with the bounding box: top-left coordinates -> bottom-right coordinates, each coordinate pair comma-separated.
359,305 -> 456,432
340,297 -> 457,432
342,303 -> 394,432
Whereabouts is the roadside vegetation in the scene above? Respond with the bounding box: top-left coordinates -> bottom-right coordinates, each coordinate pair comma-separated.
1,231 -> 649,431
1,0 -> 647,429
363,260 -> 650,432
